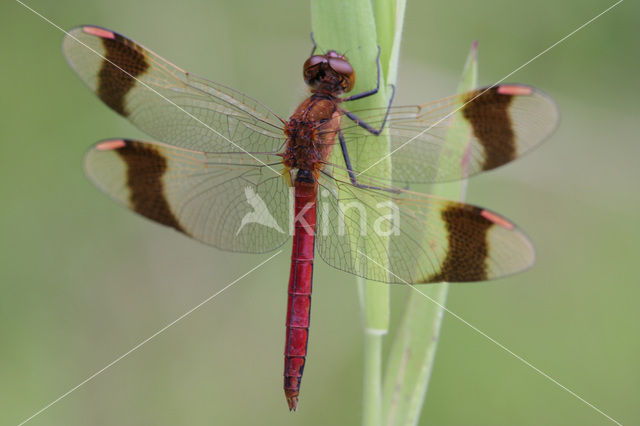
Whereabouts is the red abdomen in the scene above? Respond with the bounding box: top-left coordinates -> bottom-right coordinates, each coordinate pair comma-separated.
284,179 -> 317,411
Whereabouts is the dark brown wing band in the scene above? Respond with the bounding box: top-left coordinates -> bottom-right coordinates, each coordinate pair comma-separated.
97,32 -> 149,116
427,204 -> 492,283
111,140 -> 187,233
462,87 -> 516,171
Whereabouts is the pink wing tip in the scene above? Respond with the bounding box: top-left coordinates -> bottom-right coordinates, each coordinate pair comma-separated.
481,210 -> 515,230
83,26 -> 115,39
497,85 -> 533,96
96,139 -> 127,151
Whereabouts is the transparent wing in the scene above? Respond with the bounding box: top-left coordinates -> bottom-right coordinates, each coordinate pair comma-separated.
85,139 -> 291,253
63,26 -> 285,153
336,85 -> 558,183
315,168 -> 535,284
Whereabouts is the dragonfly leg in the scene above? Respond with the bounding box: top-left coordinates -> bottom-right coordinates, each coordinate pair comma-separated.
342,46 -> 385,102
338,130 -> 400,194
341,83 -> 396,135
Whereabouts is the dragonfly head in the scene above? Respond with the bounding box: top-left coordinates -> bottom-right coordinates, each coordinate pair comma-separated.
303,51 -> 355,94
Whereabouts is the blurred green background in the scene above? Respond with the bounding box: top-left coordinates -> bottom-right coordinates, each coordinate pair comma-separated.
1,0 -> 638,425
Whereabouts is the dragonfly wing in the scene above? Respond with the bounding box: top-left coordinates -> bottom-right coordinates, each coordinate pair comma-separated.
63,26 -> 285,153
315,171 -> 534,283
85,139 -> 290,253
339,85 -> 558,183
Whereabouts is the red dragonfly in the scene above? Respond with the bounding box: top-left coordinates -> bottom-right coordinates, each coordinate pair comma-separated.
63,26 -> 558,410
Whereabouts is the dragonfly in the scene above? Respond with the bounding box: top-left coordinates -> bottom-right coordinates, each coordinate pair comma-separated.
63,26 -> 558,411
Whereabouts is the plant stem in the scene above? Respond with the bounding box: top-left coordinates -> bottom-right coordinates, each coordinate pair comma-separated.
362,330 -> 384,426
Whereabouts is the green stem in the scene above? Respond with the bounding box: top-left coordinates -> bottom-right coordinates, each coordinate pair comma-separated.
362,331 -> 384,426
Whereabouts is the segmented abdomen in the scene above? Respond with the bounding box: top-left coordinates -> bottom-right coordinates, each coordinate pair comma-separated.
283,180 -> 317,411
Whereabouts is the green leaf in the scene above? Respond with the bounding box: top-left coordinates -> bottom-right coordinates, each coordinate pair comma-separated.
381,41 -> 479,426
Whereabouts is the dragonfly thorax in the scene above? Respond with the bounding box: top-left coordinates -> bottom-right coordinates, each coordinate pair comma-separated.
283,95 -> 342,172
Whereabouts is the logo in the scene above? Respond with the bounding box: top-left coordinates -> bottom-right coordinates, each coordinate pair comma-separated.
236,187 -> 284,235
236,187 -> 401,237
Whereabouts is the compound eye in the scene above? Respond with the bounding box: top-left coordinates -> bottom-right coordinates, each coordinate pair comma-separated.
327,58 -> 355,92
304,55 -> 326,70
328,58 -> 354,76
303,56 -> 327,86
303,55 -> 329,86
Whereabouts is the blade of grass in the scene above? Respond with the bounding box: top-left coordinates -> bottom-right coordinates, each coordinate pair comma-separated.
372,0 -> 406,85
381,42 -> 478,426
